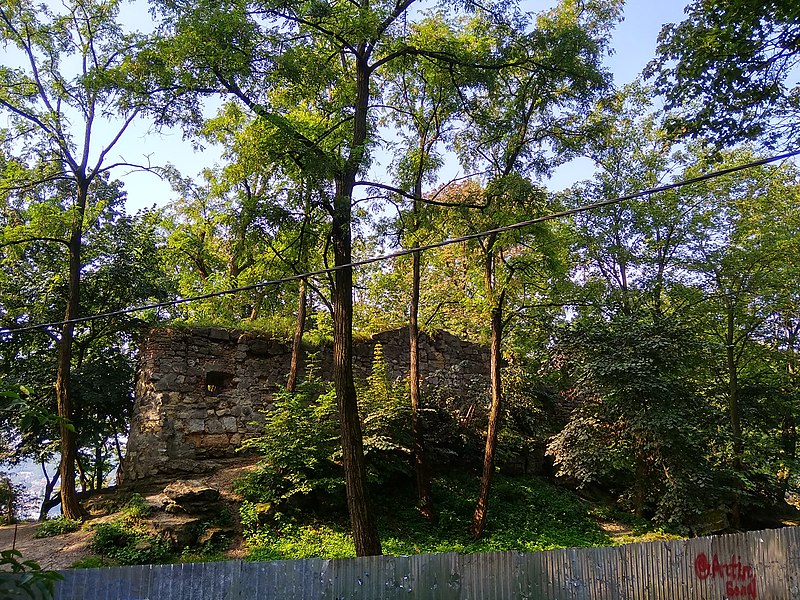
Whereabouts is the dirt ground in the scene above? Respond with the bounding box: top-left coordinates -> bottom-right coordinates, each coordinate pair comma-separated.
0,522 -> 94,571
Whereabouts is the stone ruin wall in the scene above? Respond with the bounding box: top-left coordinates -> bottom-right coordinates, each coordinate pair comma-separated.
120,326 -> 490,482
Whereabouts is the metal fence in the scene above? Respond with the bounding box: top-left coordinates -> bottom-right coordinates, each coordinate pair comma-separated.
47,526 -> 799,599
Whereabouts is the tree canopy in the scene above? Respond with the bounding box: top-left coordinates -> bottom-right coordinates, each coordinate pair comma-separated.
0,0 -> 799,554
648,0 -> 800,147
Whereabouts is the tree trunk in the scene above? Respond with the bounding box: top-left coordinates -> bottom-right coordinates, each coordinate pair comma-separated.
633,442 -> 649,517
410,246 -> 435,520
332,172 -> 381,556
779,323 -> 799,497
287,278 -> 307,392
409,160 -> 435,520
95,444 -> 104,491
2,477 -> 13,524
75,454 -> 89,492
725,305 -> 743,527
471,295 -> 504,539
56,182 -> 88,519
38,463 -> 60,521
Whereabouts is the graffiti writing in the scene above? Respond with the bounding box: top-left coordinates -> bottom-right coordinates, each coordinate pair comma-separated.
694,552 -> 757,598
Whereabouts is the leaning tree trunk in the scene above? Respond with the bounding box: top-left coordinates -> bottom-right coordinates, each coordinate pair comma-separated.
286,278 -> 307,392
38,463 -> 60,521
471,298 -> 504,539
332,171 -> 381,556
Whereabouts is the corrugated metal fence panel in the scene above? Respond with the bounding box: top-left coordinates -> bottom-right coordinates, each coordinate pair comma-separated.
51,526 -> 800,600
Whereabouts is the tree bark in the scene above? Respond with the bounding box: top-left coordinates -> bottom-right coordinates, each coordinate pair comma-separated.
2,477 -> 13,524
56,182 -> 88,519
410,246 -> 435,520
95,444 -> 104,491
287,278 -> 307,392
471,296 -> 504,539
332,170 -> 381,556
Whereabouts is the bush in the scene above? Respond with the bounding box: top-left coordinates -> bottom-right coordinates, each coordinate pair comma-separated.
236,345 -> 415,513
34,517 -> 82,538
357,344 -> 412,483
90,522 -> 172,566
120,493 -> 153,520
236,380 -> 342,506
547,314 -> 717,526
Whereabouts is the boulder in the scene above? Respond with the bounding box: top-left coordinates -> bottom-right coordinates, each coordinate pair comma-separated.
147,512 -> 205,547
197,526 -> 235,547
162,480 -> 221,514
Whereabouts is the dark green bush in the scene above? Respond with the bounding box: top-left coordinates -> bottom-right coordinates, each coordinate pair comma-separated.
237,345 -> 414,509
120,493 -> 153,520
90,522 -> 172,566
34,517 -> 82,538
547,314 -> 717,528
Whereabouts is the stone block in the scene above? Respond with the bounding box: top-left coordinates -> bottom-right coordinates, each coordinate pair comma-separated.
206,419 -> 224,434
207,328 -> 231,341
187,419 -> 205,433
201,434 -> 229,448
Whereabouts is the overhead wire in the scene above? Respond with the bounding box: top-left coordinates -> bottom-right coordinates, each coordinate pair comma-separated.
1,148 -> 798,336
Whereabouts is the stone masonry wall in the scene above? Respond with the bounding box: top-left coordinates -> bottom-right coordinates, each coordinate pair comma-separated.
121,326 -> 489,482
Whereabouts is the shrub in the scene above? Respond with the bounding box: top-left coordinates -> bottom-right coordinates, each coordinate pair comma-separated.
236,345 -> 415,513
357,344 -> 412,483
90,522 -> 172,566
34,517 -> 82,538
120,493 -> 152,520
236,380 -> 342,506
547,314 -> 717,527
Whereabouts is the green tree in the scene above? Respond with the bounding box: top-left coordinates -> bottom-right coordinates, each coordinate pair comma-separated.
380,21 -> 464,519
147,0 -> 622,552
680,151 -> 800,522
451,0 -> 619,538
160,102 -> 331,390
547,314 -> 713,526
0,0 -> 163,518
1,186 -> 169,515
648,0 -> 800,147
565,84 -> 689,317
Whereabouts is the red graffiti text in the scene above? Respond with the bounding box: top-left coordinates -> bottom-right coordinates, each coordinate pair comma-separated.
694,552 -> 757,598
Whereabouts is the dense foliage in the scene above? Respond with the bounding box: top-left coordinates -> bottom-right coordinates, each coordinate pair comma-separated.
1,0 -> 798,557
241,473 -> 619,561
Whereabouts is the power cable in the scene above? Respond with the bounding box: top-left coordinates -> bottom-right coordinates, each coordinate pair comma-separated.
1,148 -> 798,336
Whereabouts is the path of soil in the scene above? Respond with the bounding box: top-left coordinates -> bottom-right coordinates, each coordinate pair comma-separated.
0,522 -> 93,571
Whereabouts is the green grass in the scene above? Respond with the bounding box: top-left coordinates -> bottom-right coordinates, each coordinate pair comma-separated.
242,474 -> 613,561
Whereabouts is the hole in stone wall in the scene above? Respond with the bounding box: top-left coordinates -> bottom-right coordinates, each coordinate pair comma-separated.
205,371 -> 233,396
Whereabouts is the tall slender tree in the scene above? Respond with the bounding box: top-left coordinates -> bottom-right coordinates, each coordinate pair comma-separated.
0,0 -> 161,518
